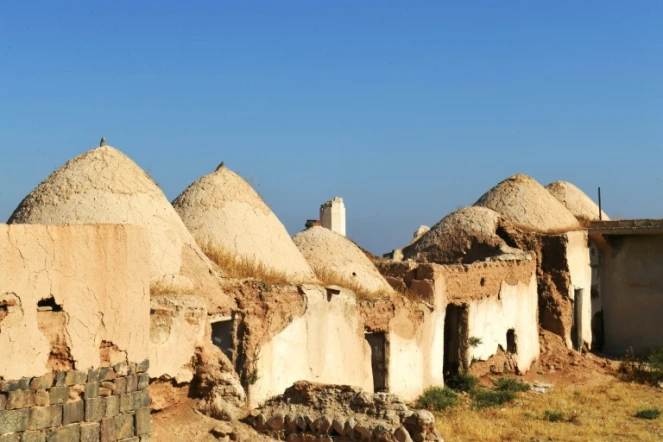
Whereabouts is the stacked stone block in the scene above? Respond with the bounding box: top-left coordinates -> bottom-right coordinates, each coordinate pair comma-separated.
0,361 -> 151,442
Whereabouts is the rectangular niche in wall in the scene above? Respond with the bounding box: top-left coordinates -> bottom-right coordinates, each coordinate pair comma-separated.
365,331 -> 388,393
211,316 -> 234,362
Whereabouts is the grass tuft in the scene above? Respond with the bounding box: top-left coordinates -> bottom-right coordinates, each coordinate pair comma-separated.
472,389 -> 516,409
618,346 -> 663,385
416,387 -> 458,411
543,410 -> 565,422
199,240 -> 292,284
469,336 -> 483,347
446,374 -> 478,393
150,280 -> 195,296
634,407 -> 661,420
495,377 -> 531,393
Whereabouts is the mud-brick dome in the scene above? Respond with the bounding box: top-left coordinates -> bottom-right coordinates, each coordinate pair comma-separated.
403,206 -> 529,264
545,181 -> 609,222
293,226 -> 394,296
474,174 -> 581,232
8,146 -> 224,299
172,166 -> 316,283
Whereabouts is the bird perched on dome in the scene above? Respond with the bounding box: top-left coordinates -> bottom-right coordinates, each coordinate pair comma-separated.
216,161 -> 225,171
100,137 -> 106,147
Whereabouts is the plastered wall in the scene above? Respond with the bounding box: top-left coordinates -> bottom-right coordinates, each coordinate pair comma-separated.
565,231 -> 593,348
601,235 -> 663,355
248,286 -> 372,407
466,275 -> 540,371
0,224 -> 150,380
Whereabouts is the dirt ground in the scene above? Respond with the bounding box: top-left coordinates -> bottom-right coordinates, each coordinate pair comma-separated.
152,331 -> 663,442
437,332 -> 663,442
152,398 -> 274,442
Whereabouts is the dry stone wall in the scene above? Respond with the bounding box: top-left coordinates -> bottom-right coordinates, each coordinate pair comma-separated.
246,381 -> 443,442
0,362 -> 151,441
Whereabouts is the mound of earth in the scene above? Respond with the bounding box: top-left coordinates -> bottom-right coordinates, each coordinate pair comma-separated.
545,181 -> 609,222
474,174 -> 581,233
402,206 -> 530,264
292,227 -> 394,296
8,145 -> 229,310
172,165 -> 315,282
245,381 -> 442,442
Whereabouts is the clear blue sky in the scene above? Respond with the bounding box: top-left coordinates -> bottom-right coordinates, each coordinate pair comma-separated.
1,1 -> 662,254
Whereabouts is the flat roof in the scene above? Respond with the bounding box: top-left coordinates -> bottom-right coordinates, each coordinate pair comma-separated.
589,219 -> 663,235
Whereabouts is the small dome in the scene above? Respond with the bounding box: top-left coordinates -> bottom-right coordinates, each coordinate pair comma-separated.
402,207 -> 528,264
172,167 -> 316,282
545,181 -> 609,222
474,174 -> 581,232
293,227 -> 393,296
8,146 -> 226,303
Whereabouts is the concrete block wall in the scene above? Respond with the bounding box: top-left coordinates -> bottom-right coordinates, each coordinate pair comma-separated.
0,362 -> 151,441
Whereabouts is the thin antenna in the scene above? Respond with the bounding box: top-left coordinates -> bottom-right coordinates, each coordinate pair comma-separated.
598,187 -> 602,221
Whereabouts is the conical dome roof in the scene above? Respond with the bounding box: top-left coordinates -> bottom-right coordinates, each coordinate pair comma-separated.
474,174 -> 581,232
545,181 -> 609,222
293,226 -> 393,296
172,166 -> 316,283
8,146 -> 227,305
403,206 -> 529,264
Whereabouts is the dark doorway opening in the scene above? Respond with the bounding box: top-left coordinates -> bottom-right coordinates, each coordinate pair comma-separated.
572,289 -> 584,351
506,329 -> 517,354
591,311 -> 604,351
211,319 -> 234,362
365,331 -> 388,392
444,304 -> 469,379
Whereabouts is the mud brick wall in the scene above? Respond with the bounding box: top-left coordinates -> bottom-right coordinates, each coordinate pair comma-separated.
0,361 -> 151,442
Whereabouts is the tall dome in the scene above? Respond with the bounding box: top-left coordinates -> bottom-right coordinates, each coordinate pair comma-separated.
545,181 -> 609,222
293,226 -> 393,296
402,207 -> 529,264
8,146 -> 227,306
172,166 -> 316,283
474,174 -> 581,232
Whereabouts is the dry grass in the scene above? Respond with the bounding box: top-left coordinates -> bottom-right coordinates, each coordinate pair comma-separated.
150,280 -> 195,296
199,240 -> 291,284
312,266 -> 392,300
435,379 -> 663,441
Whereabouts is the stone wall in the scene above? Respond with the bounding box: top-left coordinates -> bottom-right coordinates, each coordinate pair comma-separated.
0,363 -> 151,441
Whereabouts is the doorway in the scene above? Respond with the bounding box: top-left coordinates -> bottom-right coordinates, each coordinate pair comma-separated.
444,304 -> 469,379
365,331 -> 388,392
211,319 -> 234,362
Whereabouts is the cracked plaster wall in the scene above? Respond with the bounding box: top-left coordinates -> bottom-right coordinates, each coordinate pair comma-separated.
149,294 -> 207,380
465,274 -> 540,371
0,224 -> 150,379
248,286 -> 372,407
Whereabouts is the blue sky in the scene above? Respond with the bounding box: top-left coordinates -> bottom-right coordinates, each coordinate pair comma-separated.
1,1 -> 662,254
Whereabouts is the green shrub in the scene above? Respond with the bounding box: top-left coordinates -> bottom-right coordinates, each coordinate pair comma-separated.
635,408 -> 661,420
472,389 -> 516,409
618,346 -> 663,384
416,387 -> 458,411
543,410 -> 565,422
446,374 -> 478,393
495,377 -> 530,393
469,336 -> 483,347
